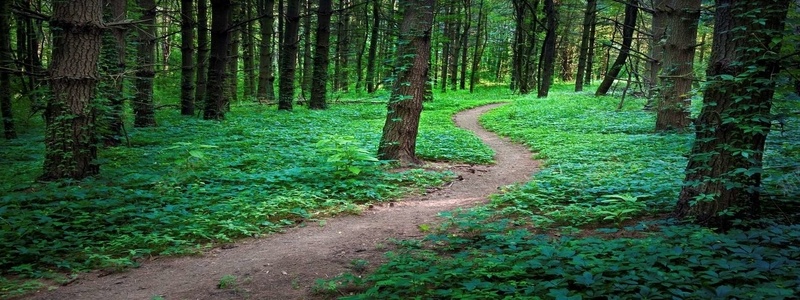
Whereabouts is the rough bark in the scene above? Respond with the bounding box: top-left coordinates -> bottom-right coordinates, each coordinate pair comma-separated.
300,0 -> 313,99
203,0 -> 232,119
278,0 -> 301,110
574,0 -> 596,92
243,0 -> 257,100
365,0 -> 380,93
595,0 -> 637,96
43,0 -> 103,180
674,0 -> 790,228
377,0 -> 435,165
195,0 -> 210,109
225,2 -> 241,105
538,0 -> 557,98
180,0 -> 196,115
99,0 -> 127,145
654,0 -> 701,132
0,0 -> 17,139
256,0 -> 276,101
133,0 -> 157,127
309,0 -> 333,109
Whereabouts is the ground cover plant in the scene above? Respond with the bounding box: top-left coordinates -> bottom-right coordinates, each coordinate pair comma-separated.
0,88 -> 497,296
317,85 -> 800,299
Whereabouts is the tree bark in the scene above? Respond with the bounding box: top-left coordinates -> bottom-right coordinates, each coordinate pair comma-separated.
310,0 -> 333,109
243,0 -> 257,100
278,0 -> 301,110
674,0 -> 790,228
469,0 -> 485,93
537,0 -> 557,98
180,0 -> 196,115
595,0 -> 637,96
99,0 -> 127,146
0,0 -> 17,139
300,0 -> 313,99
195,0 -> 210,109
43,0 -> 103,180
365,0 -> 380,93
203,0 -> 232,119
458,0 -> 470,90
377,0 -> 435,165
225,2 -> 241,105
133,0 -> 157,127
574,0 -> 596,92
654,0 -> 701,132
256,0 -> 276,101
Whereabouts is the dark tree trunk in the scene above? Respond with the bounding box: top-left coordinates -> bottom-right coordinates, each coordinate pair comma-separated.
301,0 -> 313,99
256,0 -> 276,101
181,0 -> 196,115
458,0 -> 470,90
377,0 -> 435,165
469,0 -> 485,93
595,0 -> 637,96
243,0 -> 257,100
365,0 -> 380,93
226,2 -> 241,105
440,5 -> 452,92
43,0 -> 103,180
278,0 -> 301,110
1,0 -> 17,139
585,11 -> 596,85
309,0 -> 333,109
654,0 -> 701,132
674,0 -> 790,228
203,0 -> 232,119
134,0 -> 157,127
334,0 -> 350,92
196,0 -> 210,110
538,0 -> 557,98
574,0 -> 596,92
99,0 -> 127,146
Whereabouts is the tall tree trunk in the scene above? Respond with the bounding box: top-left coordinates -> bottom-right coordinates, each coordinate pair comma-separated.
449,10 -> 461,91
310,0 -> 333,109
585,11 -> 596,85
100,0 -> 127,145
226,2 -> 241,105
203,0 -> 232,119
469,0 -> 485,93
334,0 -> 350,92
538,0 -> 557,98
43,0 -> 103,180
256,0 -> 276,101
365,0 -> 380,93
458,0 -> 470,90
134,0 -> 157,127
243,0 -> 257,100
575,0 -> 596,92
654,0 -> 701,132
0,0 -> 17,139
278,0 -> 301,110
181,0 -> 196,115
595,0 -> 637,96
196,0 -> 210,110
674,0 -> 790,228
440,5 -> 452,92
377,0 -> 435,165
301,0 -> 313,99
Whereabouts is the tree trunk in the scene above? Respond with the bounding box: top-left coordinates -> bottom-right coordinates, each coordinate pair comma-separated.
134,0 -> 157,127
458,0 -> 471,90
309,0 -> 333,109
377,0 -> 435,165
574,0 -> 596,92
585,11 -> 596,85
226,2 -> 241,105
195,0 -> 210,109
334,0 -> 351,92
99,0 -> 127,145
256,0 -> 276,101
203,0 -> 232,119
243,0 -> 257,100
278,0 -> 301,110
365,0 -> 380,93
654,0 -> 701,132
469,0 -> 485,93
674,0 -> 790,228
0,0 -> 17,139
538,0 -> 557,98
440,5 -> 452,92
180,0 -> 196,115
301,0 -> 313,99
595,0 -> 637,96
43,0 -> 103,180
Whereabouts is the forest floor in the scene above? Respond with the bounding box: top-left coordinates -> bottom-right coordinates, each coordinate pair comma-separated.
23,103 -> 539,300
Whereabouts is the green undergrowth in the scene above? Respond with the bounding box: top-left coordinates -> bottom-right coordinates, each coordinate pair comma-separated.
0,90 -> 494,292
319,85 -> 800,299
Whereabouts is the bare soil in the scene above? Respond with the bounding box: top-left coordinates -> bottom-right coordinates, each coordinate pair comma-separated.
24,103 -> 539,300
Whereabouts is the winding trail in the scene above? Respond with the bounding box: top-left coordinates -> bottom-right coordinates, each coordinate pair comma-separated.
26,103 -> 538,300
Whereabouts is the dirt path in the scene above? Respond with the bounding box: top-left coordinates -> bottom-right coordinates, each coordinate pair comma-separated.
25,103 -> 538,300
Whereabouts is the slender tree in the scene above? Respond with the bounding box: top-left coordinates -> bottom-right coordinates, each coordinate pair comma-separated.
310,0 -> 333,109
278,0 -> 301,110
538,0 -> 557,97
203,0 -> 232,119
468,0 -> 486,93
133,0 -> 157,127
365,0 -> 381,93
180,0 -> 196,115
43,0 -> 103,180
674,0 -> 791,228
301,0 -> 314,99
243,0 -> 257,100
574,0 -> 596,92
99,0 -> 128,145
595,0 -> 637,96
256,0 -> 276,101
0,0 -> 17,139
196,0 -> 210,109
377,0 -> 435,164
225,2 -> 241,104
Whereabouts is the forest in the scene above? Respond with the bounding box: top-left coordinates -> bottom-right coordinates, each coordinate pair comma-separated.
1,0 -> 799,298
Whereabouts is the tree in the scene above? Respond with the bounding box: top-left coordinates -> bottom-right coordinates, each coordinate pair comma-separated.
574,0 -> 596,92
653,0 -> 701,132
377,0 -> 435,164
595,0 -> 637,96
243,0 -> 257,100
537,0 -> 557,98
674,0 -> 791,228
278,0 -> 301,110
180,0 -> 196,115
0,0 -> 17,139
42,0 -> 103,180
133,0 -> 157,127
195,0 -> 210,109
310,0 -> 333,109
99,0 -> 128,146
256,0 -> 276,101
365,0 -> 381,93
203,0 -> 232,119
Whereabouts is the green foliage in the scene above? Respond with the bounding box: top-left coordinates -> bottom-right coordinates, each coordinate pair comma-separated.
217,274 -> 238,289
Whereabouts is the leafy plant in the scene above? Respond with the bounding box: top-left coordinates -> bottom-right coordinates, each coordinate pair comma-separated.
217,274 -> 238,289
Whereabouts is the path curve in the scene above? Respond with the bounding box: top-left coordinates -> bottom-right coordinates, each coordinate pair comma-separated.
26,103 -> 538,300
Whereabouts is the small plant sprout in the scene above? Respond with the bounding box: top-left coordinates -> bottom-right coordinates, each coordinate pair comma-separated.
217,274 -> 237,289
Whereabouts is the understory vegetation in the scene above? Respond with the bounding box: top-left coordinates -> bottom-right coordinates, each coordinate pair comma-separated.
315,85 -> 800,299
0,89 -> 497,296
